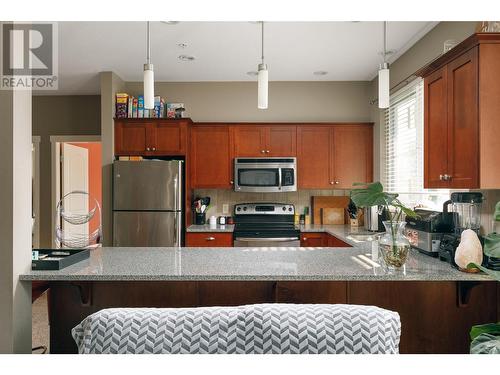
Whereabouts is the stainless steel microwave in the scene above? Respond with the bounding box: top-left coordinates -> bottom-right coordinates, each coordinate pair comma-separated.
234,157 -> 297,192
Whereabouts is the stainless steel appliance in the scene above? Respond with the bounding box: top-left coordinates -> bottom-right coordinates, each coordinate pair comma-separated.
113,160 -> 183,247
405,204 -> 455,256
234,157 -> 297,193
438,192 -> 484,266
364,206 -> 388,232
233,203 -> 300,247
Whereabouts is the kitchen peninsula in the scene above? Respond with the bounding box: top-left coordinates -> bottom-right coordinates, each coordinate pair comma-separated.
21,226 -> 498,355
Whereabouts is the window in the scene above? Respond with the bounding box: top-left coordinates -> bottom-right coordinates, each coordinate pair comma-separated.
384,78 -> 450,211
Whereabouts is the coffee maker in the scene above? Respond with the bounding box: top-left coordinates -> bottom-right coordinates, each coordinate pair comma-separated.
438,192 -> 483,266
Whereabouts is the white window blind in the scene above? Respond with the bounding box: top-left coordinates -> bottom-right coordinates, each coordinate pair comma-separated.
384,78 -> 450,210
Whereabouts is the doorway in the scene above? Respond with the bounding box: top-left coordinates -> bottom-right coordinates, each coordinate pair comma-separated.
50,136 -> 102,247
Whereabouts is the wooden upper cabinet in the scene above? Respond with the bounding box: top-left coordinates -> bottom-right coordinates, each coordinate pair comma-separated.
190,124 -> 233,189
419,33 -> 500,189
424,67 -> 449,188
298,124 -> 373,189
233,126 -> 266,156
114,119 -> 188,156
446,48 -> 479,188
152,120 -> 187,155
332,125 -> 373,189
297,126 -> 332,188
266,126 -> 296,156
233,125 -> 297,157
115,121 -> 150,155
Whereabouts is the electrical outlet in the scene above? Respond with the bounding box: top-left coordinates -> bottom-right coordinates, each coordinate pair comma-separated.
222,204 -> 229,214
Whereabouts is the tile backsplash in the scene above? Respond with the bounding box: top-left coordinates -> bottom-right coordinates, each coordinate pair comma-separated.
193,188 -> 500,235
192,189 -> 350,218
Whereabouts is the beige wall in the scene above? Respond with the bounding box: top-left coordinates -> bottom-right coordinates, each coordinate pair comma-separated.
0,88 -> 32,353
32,95 -> 101,247
125,81 -> 372,122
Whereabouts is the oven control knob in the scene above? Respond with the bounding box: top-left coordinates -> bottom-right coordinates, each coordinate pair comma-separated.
288,207 -> 292,211
236,207 -> 241,212
243,207 -> 247,211
282,206 -> 286,211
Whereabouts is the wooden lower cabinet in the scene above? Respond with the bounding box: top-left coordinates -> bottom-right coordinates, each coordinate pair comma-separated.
48,280 -> 498,353
186,232 -> 233,247
300,232 -> 325,247
300,232 -> 352,247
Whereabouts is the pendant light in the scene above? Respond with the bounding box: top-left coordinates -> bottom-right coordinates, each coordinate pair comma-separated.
378,21 -> 390,109
143,21 -> 154,109
257,21 -> 268,110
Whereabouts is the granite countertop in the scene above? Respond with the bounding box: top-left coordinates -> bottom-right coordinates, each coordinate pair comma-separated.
187,224 -> 235,233
21,244 -> 493,283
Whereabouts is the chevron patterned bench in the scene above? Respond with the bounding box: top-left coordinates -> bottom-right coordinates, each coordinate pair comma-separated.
72,303 -> 401,354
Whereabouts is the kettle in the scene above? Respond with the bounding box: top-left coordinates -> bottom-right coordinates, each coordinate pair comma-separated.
364,206 -> 388,232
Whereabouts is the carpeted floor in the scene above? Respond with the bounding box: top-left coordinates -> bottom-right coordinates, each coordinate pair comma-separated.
32,292 -> 50,354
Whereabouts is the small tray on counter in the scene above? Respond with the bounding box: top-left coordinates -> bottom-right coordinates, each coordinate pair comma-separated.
31,248 -> 90,270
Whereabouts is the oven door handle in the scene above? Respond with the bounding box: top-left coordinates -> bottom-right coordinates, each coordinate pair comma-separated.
234,237 -> 299,242
278,168 -> 282,190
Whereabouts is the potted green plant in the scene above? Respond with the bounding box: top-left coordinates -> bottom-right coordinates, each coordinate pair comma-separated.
350,182 -> 418,268
468,201 -> 500,354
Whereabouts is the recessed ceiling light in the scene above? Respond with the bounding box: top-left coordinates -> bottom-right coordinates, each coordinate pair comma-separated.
177,42 -> 188,49
161,21 -> 179,25
178,54 -> 195,61
313,71 -> 328,76
246,71 -> 258,76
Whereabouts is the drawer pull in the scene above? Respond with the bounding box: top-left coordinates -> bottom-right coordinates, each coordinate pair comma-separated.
206,237 -> 216,241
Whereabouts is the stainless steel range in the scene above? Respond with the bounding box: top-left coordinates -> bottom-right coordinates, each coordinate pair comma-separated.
233,203 -> 300,247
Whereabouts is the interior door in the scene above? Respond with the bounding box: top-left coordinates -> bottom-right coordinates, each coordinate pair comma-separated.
233,126 -> 266,156
297,126 -> 331,188
266,126 -> 297,156
332,125 -> 373,189
424,67 -> 449,188
61,143 -> 89,239
447,47 -> 479,188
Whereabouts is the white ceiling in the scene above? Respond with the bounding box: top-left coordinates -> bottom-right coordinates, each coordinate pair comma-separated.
54,21 -> 437,94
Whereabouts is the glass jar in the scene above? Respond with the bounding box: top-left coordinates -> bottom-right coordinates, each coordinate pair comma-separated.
378,221 -> 411,268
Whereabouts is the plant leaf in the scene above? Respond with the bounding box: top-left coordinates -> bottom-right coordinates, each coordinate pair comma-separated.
484,232 -> 500,258
467,263 -> 500,281
470,323 -> 500,341
350,182 -> 398,208
470,333 -> 500,354
495,201 -> 500,222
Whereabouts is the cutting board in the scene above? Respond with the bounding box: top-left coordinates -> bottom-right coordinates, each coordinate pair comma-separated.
322,208 -> 345,225
312,196 -> 350,224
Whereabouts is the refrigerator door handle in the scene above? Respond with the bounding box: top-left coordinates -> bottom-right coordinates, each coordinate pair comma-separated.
174,176 -> 178,212
174,212 -> 182,247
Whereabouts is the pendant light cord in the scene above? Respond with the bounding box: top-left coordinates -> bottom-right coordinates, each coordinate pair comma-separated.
383,21 -> 387,63
261,21 -> 264,64
147,21 -> 151,64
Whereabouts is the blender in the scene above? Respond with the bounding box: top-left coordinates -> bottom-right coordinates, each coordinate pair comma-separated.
449,192 -> 483,235
438,192 -> 483,266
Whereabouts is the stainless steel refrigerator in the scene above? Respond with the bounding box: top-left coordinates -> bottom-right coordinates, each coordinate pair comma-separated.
113,160 -> 183,247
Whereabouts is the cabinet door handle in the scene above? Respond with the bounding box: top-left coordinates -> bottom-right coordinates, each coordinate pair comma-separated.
230,180 -> 234,184
265,150 -> 270,153
439,174 -> 444,181
206,237 -> 215,241
261,150 -> 265,153
146,147 -> 151,151
334,181 -> 339,185
330,181 -> 334,185
152,147 -> 156,151
445,174 -> 452,181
